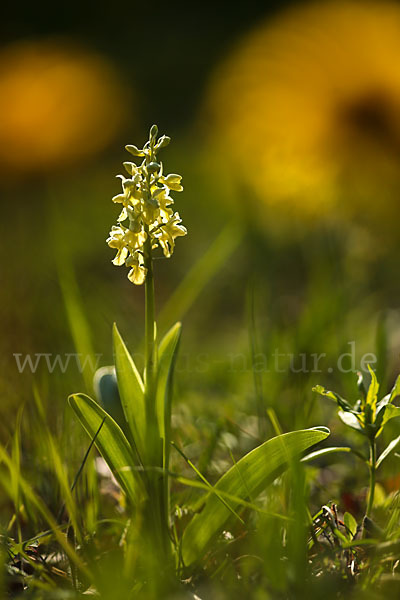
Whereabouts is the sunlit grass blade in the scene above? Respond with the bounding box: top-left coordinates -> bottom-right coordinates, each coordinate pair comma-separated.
0,444 -> 91,580
376,434 -> 400,468
158,222 -> 243,331
301,446 -> 353,462
181,427 -> 330,566
46,434 -> 82,543
172,441 -> 244,526
58,259 -> 96,392
113,324 -> 146,457
11,405 -> 24,543
247,283 -> 267,439
68,393 -> 141,504
169,473 -> 292,521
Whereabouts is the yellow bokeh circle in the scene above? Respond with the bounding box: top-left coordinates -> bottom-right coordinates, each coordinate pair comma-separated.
205,1 -> 400,224
0,38 -> 131,173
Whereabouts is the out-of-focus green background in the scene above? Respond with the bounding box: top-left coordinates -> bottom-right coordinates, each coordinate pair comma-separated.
1,0 -> 400,493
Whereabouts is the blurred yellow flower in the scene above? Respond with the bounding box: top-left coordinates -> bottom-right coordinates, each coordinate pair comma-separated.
205,1 -> 400,224
0,38 -> 130,173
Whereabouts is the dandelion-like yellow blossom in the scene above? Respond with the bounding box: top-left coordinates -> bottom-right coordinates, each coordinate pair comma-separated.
0,38 -> 130,173
107,126 -> 187,284
205,0 -> 400,224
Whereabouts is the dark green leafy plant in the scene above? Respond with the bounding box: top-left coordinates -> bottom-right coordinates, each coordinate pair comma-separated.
314,367 -> 400,517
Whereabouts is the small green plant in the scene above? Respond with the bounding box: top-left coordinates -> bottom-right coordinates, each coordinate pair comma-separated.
70,125 -> 187,584
314,367 -> 400,518
67,125 -> 330,593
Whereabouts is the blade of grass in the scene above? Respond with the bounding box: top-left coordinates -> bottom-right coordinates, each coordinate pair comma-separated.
169,473 -> 292,521
58,259 -> 96,393
57,417 -> 105,522
0,445 -> 92,580
247,282 -> 267,439
172,441 -> 244,525
158,222 -> 243,331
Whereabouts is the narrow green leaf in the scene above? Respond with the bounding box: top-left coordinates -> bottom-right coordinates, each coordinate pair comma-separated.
344,512 -> 358,539
181,427 -> 330,566
301,446 -> 352,462
172,441 -> 244,525
113,324 -> 146,455
376,435 -> 400,468
0,445 -> 92,580
156,322 -> 182,528
58,260 -> 96,392
389,375 -> 400,403
366,365 -> 379,416
357,372 -> 367,401
375,313 -> 388,391
157,322 -> 182,453
312,385 -> 353,412
68,393 -> 140,504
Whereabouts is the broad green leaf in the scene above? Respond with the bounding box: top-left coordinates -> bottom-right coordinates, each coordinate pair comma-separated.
157,322 -> 182,453
338,410 -> 363,432
378,404 -> 400,433
113,324 -> 146,456
68,393 -> 140,504
181,427 -> 330,566
344,512 -> 358,539
156,322 -> 182,526
376,435 -> 400,468
375,377 -> 400,433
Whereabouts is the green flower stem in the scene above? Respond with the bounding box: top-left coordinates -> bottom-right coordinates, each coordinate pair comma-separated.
143,236 -> 160,470
366,439 -> 376,517
143,237 -> 171,566
144,241 -> 156,396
